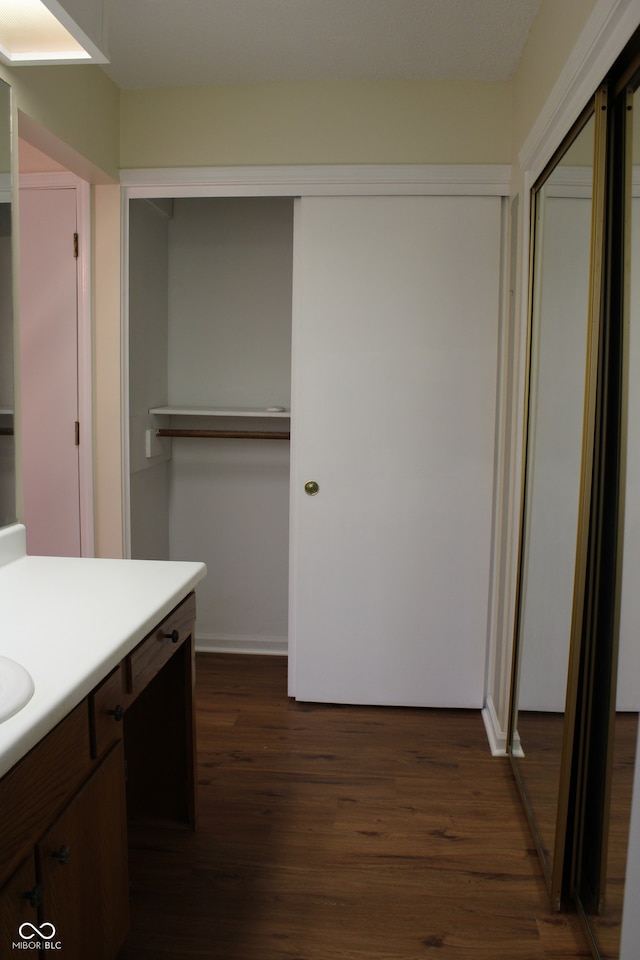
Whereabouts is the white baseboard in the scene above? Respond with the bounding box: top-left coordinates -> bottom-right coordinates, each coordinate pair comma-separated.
481,695 -> 523,757
195,633 -> 288,656
482,697 -> 507,756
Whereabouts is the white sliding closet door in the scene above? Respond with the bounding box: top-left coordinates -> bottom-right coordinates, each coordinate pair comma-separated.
289,195 -> 502,707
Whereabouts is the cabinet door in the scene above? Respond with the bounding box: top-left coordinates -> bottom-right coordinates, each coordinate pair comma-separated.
290,195 -> 502,706
37,741 -> 129,960
0,855 -> 40,950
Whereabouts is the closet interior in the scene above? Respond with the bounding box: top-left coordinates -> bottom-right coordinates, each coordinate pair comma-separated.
128,196 -> 294,655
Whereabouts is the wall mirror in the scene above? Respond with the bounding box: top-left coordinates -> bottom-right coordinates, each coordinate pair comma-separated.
508,98 -> 603,906
0,78 -> 14,528
510,33 -> 640,953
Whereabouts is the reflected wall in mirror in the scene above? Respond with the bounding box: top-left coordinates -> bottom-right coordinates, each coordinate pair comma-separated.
509,110 -> 596,894
0,78 -> 14,528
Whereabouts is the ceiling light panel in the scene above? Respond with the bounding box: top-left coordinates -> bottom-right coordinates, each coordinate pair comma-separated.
0,0 -> 108,64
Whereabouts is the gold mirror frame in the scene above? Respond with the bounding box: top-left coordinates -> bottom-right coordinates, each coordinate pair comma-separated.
571,71 -> 636,958
507,85 -> 609,909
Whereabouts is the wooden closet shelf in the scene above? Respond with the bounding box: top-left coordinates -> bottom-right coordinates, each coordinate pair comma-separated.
155,428 -> 290,441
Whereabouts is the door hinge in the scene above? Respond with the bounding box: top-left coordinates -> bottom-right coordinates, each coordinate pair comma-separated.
73,233 -> 79,259
75,421 -> 80,446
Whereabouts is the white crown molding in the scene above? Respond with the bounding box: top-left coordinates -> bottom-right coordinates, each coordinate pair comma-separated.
519,0 -> 640,180
120,164 -> 511,198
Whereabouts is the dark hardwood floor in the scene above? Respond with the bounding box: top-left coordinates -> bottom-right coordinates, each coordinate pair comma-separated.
118,653 -> 591,959
512,710 -> 638,959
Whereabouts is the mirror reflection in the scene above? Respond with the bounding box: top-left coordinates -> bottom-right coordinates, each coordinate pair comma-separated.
0,78 -> 14,528
583,85 -> 640,959
510,113 -> 595,883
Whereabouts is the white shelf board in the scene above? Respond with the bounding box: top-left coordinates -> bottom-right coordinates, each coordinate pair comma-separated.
149,404 -> 290,418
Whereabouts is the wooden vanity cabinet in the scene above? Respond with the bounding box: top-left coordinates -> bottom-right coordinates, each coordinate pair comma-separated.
124,591 -> 197,828
0,591 -> 197,959
37,742 -> 129,960
0,855 -> 39,951
0,696 -> 128,958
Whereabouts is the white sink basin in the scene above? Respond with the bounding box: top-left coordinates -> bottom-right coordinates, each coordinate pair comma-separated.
0,656 -> 35,722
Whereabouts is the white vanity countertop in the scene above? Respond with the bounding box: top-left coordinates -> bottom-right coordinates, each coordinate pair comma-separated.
0,524 -> 207,779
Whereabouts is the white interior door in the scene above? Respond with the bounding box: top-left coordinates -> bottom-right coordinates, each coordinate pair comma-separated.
19,187 -> 80,557
289,195 -> 502,707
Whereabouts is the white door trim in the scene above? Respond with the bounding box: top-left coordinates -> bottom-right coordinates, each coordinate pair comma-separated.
120,187 -> 131,558
19,172 -> 94,557
120,163 -> 511,198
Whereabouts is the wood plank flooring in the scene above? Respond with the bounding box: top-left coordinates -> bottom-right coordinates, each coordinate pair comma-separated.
117,654 -> 592,960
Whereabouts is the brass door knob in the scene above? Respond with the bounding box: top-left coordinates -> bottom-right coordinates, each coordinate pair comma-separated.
304,480 -> 319,496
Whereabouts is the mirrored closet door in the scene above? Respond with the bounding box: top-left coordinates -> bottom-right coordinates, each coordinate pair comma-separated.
509,32 -> 640,960
508,91 -> 607,908
572,69 -> 640,960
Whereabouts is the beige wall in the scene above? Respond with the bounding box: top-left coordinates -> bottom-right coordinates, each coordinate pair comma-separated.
120,79 -> 512,168
511,0 -> 600,165
0,0 -> 629,570
0,1 -> 599,180
506,0 -> 603,214
0,64 -> 119,182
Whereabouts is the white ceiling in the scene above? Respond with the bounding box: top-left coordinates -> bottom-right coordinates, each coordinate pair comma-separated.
100,0 -> 542,90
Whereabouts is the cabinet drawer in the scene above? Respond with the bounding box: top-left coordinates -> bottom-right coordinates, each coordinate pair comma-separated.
90,666 -> 126,759
126,593 -> 196,701
0,702 -> 91,887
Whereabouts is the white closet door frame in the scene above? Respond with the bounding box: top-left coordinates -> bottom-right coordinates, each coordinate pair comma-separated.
121,168 -> 509,709
120,164 -> 510,560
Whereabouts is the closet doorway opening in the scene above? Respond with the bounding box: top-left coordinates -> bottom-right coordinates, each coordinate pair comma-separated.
126,196 -> 293,657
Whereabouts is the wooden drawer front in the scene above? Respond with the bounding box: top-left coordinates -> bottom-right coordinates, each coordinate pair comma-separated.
0,702 -> 91,887
91,666 -> 126,759
127,592 -> 195,700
